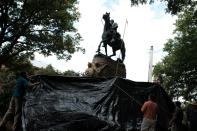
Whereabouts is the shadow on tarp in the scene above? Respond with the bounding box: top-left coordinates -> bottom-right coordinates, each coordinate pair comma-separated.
22,75 -> 175,131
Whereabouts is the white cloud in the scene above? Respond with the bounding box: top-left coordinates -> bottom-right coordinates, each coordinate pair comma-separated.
32,0 -> 176,81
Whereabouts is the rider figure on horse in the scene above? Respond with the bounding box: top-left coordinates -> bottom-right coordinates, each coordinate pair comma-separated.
97,12 -> 126,63
109,20 -> 121,43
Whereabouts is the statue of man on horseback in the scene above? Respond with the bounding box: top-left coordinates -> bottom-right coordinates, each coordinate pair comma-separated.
97,12 -> 126,63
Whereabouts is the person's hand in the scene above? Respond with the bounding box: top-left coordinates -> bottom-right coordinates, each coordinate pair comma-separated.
187,121 -> 190,127
168,121 -> 172,126
34,82 -> 40,86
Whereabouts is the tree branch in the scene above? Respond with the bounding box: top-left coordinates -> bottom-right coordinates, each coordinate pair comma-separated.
0,3 -> 9,46
0,47 -> 25,66
0,0 -> 30,46
2,4 -> 36,55
30,29 -> 51,32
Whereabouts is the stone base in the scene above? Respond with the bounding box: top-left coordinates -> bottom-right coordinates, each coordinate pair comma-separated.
85,54 -> 126,78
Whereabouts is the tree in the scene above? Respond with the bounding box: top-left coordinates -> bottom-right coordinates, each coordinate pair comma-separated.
153,2 -> 197,101
0,56 -> 37,115
130,0 -> 194,15
4,56 -> 35,76
35,64 -> 60,75
0,0 -> 84,66
35,65 -> 82,76
63,70 -> 82,76
0,67 -> 16,116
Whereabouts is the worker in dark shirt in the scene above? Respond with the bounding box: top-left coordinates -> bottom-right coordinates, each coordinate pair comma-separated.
187,101 -> 197,131
169,101 -> 183,131
0,72 -> 39,131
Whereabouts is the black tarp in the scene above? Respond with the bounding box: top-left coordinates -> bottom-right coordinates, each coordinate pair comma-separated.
22,76 -> 175,131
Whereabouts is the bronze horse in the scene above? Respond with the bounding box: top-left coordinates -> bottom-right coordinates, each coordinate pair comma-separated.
97,12 -> 126,63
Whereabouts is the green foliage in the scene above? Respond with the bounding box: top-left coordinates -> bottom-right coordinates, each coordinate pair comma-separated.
35,64 -> 82,76
5,56 -> 35,76
0,0 -> 84,66
0,57 -> 36,115
35,64 -> 60,75
153,2 -> 197,101
130,0 -> 193,15
0,88 -> 13,117
0,89 -> 13,117
63,70 -> 82,76
0,69 -> 16,116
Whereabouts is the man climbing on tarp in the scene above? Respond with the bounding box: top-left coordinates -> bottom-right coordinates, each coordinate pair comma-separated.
140,94 -> 159,131
0,72 -> 40,131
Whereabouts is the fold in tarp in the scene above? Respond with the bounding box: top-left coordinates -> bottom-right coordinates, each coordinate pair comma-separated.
22,76 -> 174,131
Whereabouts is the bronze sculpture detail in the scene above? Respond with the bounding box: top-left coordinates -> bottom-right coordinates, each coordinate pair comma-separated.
97,12 -> 126,63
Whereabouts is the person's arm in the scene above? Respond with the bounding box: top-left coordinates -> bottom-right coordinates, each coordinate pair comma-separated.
186,109 -> 191,127
27,75 -> 36,79
155,104 -> 159,119
169,108 -> 178,126
23,78 -> 40,88
169,115 -> 176,126
141,102 -> 147,113
28,82 -> 40,88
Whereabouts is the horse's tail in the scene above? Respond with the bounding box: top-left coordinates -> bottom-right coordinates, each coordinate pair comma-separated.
120,40 -> 126,62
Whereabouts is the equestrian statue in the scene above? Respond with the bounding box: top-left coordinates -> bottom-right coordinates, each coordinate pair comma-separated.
97,12 -> 126,63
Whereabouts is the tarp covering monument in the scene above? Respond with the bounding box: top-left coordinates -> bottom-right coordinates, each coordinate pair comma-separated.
22,75 -> 174,131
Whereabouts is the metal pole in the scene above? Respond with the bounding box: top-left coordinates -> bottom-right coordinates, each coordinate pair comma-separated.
122,19 -> 128,40
148,46 -> 153,82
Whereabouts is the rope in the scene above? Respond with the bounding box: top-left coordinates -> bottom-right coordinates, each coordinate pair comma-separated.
115,58 -> 120,76
112,78 -> 172,115
112,78 -> 143,106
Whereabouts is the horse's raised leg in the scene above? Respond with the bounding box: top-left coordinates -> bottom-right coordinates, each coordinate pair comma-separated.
105,44 -> 108,56
97,41 -> 103,53
120,40 -> 126,63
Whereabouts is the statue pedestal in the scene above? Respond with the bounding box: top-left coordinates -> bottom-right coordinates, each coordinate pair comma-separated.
85,54 -> 126,78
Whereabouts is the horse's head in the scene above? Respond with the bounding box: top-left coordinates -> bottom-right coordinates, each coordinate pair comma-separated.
103,12 -> 110,21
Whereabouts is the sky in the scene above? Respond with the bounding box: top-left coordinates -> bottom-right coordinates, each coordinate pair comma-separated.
32,0 -> 176,82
